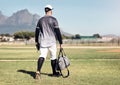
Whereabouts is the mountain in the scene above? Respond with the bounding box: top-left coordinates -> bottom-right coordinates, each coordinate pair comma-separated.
102,34 -> 119,39
0,11 -> 7,25
102,34 -> 118,37
6,9 -> 33,26
61,30 -> 73,37
0,9 -> 73,37
0,9 -> 40,34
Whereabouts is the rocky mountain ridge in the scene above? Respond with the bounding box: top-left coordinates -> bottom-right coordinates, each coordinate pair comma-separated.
0,9 -> 40,34
0,9 -> 73,37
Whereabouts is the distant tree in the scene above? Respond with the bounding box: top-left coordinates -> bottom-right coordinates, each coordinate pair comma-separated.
71,36 -> 75,39
93,34 -> 101,38
14,31 -> 35,40
117,37 -> 120,46
0,33 -> 11,37
75,34 -> 81,39
62,35 -> 67,39
62,34 -> 73,39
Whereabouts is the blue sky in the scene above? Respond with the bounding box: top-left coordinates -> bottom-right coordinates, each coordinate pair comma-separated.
0,0 -> 120,35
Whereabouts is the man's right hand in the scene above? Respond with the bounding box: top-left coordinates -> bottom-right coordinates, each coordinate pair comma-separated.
36,43 -> 40,51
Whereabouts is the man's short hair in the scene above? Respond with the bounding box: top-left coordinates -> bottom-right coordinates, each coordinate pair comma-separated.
45,8 -> 52,13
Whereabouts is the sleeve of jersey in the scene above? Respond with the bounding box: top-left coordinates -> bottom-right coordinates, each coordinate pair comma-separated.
53,19 -> 63,44
54,28 -> 63,44
35,23 -> 40,43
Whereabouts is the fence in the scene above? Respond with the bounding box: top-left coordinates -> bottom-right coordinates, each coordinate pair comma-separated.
62,39 -> 120,46
1,38 -> 120,46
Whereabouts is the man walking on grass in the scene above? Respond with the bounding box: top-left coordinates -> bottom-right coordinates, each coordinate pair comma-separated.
35,5 -> 63,79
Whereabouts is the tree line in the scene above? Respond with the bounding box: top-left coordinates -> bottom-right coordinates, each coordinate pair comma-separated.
0,31 -> 101,40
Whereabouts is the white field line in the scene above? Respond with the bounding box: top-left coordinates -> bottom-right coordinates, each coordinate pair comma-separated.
1,46 -> 120,49
0,60 -> 37,62
0,59 -> 120,62
62,46 -> 120,49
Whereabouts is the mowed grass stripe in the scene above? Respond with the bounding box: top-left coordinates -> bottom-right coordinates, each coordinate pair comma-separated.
0,59 -> 120,62
0,45 -> 120,85
0,60 -> 120,85
0,46 -> 120,60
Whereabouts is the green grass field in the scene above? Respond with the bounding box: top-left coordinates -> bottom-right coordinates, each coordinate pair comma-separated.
0,45 -> 120,85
